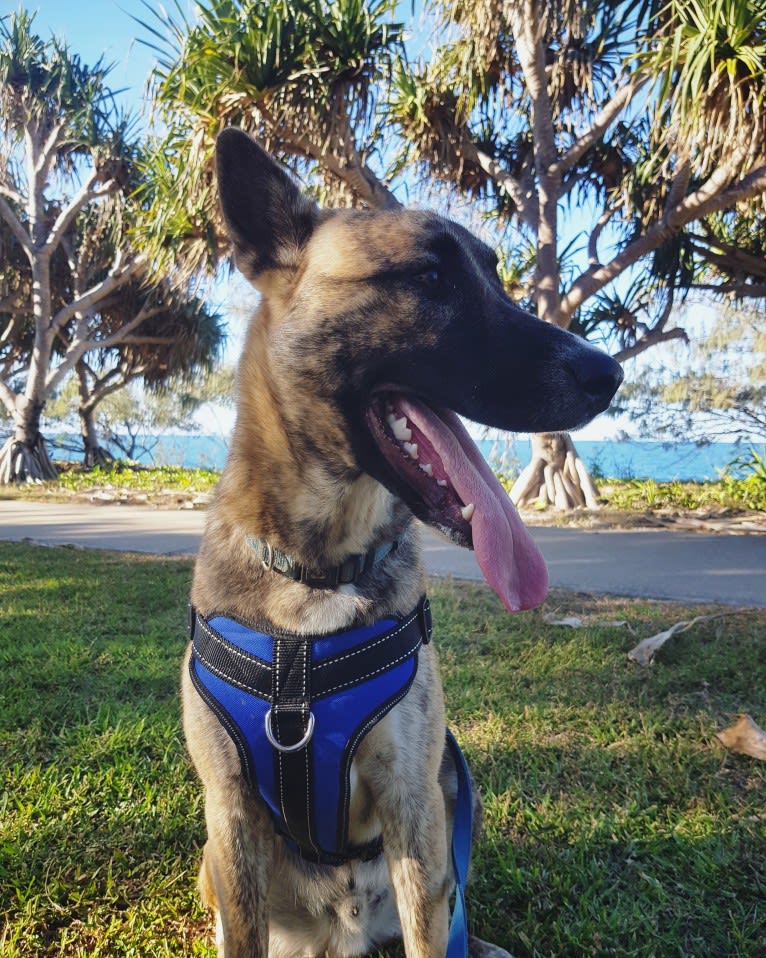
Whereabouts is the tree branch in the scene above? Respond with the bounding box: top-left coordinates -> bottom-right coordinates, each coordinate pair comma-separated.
508,1 -> 561,323
49,254 -> 144,333
554,77 -> 648,176
588,207 -> 615,266
613,325 -> 689,363
44,172 -> 119,254
0,194 -> 32,257
561,158 -> 766,321
0,182 -> 24,205
0,377 -> 17,417
257,103 -> 400,210
460,141 -> 537,228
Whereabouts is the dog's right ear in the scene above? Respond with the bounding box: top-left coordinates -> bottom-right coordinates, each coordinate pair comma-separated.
215,128 -> 318,286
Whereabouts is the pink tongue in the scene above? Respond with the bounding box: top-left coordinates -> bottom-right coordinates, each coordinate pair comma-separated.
399,399 -> 548,612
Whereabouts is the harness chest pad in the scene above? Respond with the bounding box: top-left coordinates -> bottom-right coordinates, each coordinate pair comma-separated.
189,597 -> 432,865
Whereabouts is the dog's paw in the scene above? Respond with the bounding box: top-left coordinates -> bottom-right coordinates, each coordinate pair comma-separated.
468,936 -> 515,958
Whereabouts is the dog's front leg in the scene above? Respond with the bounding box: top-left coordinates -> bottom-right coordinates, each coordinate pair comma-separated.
200,786 -> 275,958
381,782 -> 450,958
365,657 -> 451,958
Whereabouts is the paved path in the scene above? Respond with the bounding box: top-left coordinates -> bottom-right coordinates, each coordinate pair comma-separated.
1,500 -> 764,607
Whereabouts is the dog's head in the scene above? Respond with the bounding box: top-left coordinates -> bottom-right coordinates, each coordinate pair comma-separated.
216,129 -> 622,612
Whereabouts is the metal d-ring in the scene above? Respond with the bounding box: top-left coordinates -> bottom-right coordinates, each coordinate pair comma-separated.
264,708 -> 315,753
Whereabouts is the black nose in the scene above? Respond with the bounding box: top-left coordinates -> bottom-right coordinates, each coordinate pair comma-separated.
571,348 -> 623,403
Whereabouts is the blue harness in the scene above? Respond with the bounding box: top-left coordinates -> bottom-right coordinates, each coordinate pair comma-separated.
188,595 -> 474,956
189,596 -> 433,864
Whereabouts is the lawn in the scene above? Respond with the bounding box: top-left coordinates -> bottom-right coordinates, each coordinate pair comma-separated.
1,542 -> 764,957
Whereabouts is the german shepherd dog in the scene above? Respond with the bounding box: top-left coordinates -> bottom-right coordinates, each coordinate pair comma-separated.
184,128 -> 622,958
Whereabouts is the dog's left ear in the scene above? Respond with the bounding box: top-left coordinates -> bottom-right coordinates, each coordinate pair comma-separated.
216,128 -> 318,286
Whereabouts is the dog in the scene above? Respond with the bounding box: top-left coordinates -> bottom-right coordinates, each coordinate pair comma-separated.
183,128 -> 623,958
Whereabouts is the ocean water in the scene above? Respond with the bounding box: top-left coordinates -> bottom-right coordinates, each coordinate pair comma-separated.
49,432 -> 756,483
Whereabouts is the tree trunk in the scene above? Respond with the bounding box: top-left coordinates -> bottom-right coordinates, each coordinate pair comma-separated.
77,366 -> 114,469
80,410 -> 115,469
510,432 -> 601,511
0,400 -> 58,483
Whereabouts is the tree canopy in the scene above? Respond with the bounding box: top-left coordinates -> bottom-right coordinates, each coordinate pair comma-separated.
611,303 -> 766,443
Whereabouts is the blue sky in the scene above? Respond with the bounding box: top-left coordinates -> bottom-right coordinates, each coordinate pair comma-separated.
24,1 -> 167,113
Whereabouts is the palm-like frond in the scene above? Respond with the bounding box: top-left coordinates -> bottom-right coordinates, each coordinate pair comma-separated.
642,0 -> 766,173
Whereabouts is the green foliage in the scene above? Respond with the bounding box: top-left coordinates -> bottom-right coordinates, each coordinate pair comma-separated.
643,0 -> 766,175
133,0 -> 404,279
2,544 -> 765,956
600,471 -> 766,512
0,8 -> 120,150
48,461 -> 221,494
613,303 -> 766,443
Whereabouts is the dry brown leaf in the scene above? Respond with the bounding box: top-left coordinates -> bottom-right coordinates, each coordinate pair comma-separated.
717,714 -> 766,761
627,612 -> 733,666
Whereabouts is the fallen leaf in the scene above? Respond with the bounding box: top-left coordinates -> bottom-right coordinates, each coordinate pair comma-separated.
543,614 -> 584,628
544,614 -> 628,629
717,714 -> 766,761
627,612 -> 732,666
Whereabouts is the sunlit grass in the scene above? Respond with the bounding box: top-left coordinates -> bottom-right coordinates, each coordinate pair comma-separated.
1,545 -> 765,956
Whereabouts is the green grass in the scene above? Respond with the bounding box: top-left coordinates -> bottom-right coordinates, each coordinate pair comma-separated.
2,544 -> 765,957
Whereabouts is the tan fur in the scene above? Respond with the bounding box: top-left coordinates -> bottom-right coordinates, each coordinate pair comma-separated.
182,132 -> 524,958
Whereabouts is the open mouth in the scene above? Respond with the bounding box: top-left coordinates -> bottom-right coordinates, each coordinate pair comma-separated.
365,390 -> 549,612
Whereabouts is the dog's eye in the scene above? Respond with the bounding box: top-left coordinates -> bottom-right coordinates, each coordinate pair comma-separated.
416,267 -> 442,287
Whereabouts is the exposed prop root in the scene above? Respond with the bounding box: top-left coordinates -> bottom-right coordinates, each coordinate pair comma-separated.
0,436 -> 59,483
83,444 -> 115,469
510,432 -> 600,510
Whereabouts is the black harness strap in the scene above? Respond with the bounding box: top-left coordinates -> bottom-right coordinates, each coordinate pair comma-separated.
271,634 -> 316,853
190,597 -> 433,702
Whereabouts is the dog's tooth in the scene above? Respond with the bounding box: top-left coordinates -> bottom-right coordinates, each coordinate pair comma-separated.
386,412 -> 412,441
392,417 -> 412,442
419,462 -> 433,476
437,478 -> 448,487
461,502 -> 475,521
402,441 -> 419,460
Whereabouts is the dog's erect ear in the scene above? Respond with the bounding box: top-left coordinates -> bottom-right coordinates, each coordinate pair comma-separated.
215,128 -> 318,284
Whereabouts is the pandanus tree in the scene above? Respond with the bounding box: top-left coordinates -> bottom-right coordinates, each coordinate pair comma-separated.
73,283 -> 224,466
0,10 -> 224,480
134,0 -> 404,285
145,0 -> 766,507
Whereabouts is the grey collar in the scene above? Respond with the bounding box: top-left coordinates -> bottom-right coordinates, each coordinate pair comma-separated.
246,536 -> 399,589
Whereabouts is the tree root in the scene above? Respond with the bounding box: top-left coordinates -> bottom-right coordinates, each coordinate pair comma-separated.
0,436 -> 59,483
82,444 -> 115,469
510,432 -> 600,510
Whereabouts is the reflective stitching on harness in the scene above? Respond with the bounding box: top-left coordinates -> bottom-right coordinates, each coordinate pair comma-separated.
338,683 -> 414,853
198,620 -> 270,672
313,609 -> 418,669
194,640 -> 266,696
321,639 -> 422,696
189,597 -> 427,864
